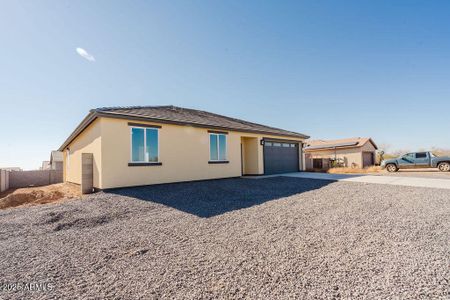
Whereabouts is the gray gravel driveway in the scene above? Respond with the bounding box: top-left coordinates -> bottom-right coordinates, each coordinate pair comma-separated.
0,177 -> 449,299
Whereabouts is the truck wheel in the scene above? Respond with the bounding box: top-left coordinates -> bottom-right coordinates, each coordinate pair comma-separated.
438,162 -> 450,172
386,164 -> 398,172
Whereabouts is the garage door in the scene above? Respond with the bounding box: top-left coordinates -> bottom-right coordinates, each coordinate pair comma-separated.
264,141 -> 299,174
362,152 -> 374,167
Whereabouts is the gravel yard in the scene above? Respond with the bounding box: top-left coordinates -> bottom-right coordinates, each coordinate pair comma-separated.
0,177 -> 449,299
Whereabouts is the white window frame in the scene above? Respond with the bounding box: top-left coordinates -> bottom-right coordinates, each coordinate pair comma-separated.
130,126 -> 160,163
209,133 -> 227,161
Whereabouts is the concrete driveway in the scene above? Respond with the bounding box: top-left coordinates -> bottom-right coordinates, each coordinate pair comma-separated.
377,169 -> 450,179
281,172 -> 450,190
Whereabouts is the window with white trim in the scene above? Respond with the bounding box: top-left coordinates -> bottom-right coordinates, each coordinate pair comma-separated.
131,127 -> 159,162
209,133 -> 227,161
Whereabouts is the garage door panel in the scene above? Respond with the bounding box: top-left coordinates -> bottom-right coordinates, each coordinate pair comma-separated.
264,142 -> 299,175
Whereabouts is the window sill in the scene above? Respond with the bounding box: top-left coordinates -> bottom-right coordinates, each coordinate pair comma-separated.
208,160 -> 229,164
128,162 -> 162,167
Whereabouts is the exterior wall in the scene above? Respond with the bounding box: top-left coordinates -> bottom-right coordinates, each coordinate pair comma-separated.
99,117 -> 304,189
242,137 -> 259,175
64,118 -> 102,188
305,141 -> 377,170
305,154 -> 312,170
360,141 -> 377,152
361,142 -> 377,167
52,161 -> 63,171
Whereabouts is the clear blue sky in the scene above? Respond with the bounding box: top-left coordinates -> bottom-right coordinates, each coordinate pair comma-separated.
1,0 -> 450,169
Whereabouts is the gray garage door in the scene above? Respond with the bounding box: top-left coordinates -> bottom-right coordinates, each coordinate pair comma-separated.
264,141 -> 299,174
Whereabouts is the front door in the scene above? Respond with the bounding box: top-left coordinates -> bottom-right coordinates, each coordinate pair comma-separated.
362,152 -> 374,167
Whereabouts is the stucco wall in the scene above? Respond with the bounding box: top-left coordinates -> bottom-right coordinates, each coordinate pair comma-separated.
98,117 -> 304,189
242,137 -> 259,175
64,118 -> 102,188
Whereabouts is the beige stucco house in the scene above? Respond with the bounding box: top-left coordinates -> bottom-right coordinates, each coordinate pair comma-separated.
59,106 -> 309,190
304,138 -> 378,170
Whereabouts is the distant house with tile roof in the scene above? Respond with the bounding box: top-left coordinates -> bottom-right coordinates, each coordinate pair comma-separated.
304,137 -> 378,170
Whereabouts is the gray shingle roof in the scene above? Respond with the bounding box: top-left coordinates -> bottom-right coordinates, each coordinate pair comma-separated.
95,105 -> 309,138
59,105 -> 309,151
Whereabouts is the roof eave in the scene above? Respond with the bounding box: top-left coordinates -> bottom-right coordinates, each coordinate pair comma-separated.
367,138 -> 378,150
58,111 -> 98,151
304,145 -> 361,152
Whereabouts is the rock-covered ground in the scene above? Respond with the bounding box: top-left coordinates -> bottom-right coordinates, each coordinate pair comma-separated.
0,177 -> 448,299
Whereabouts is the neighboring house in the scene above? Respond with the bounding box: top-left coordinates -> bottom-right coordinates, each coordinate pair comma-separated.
50,151 -> 63,171
59,106 -> 309,190
40,161 -> 51,170
41,151 -> 63,171
304,137 -> 378,170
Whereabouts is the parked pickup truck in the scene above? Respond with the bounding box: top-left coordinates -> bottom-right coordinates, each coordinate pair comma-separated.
381,151 -> 450,172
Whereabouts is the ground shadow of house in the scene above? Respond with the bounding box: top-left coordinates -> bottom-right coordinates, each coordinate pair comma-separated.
108,177 -> 334,218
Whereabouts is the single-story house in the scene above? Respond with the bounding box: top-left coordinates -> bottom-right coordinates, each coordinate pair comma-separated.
40,161 -> 51,170
41,151 -> 63,171
304,137 -> 378,170
50,150 -> 63,171
59,106 -> 309,190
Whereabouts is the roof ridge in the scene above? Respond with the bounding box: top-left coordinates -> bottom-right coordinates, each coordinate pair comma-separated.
94,105 -> 175,112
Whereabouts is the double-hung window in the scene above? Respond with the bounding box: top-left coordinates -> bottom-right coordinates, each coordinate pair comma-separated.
131,127 -> 159,163
209,133 -> 227,161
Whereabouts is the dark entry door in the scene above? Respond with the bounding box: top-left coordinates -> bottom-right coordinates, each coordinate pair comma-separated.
313,158 -> 323,169
362,152 -> 374,167
264,141 -> 299,174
